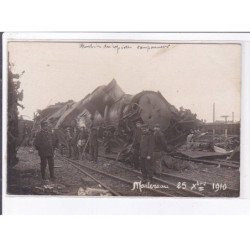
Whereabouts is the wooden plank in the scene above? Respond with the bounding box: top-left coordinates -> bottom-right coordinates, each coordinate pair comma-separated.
179,150 -> 231,159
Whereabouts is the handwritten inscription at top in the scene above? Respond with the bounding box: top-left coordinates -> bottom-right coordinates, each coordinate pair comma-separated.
79,43 -> 171,53
137,44 -> 171,52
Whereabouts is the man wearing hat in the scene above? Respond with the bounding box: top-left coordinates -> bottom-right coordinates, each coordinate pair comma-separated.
66,127 -> 73,158
34,121 -> 57,181
131,121 -> 142,169
88,126 -> 99,162
153,123 -> 168,175
139,124 -> 155,182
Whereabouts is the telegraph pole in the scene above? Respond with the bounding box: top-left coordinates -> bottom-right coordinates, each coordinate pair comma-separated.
213,102 -> 215,123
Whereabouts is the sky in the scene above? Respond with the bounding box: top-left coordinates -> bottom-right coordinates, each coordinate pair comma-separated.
8,42 -> 241,122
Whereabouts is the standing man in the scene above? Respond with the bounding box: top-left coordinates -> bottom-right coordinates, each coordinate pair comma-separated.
153,123 -> 168,175
71,127 -> 79,160
140,124 -> 155,182
132,121 -> 142,169
77,126 -> 87,160
66,127 -> 73,158
103,127 -> 113,154
34,121 -> 57,181
186,129 -> 194,149
89,126 -> 98,163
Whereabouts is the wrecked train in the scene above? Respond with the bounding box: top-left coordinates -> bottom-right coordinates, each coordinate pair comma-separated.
34,79 -> 199,152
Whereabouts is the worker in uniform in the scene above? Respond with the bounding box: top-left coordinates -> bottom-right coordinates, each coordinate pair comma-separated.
153,123 -> 168,175
66,127 -> 73,158
21,122 -> 29,146
103,127 -> 114,154
77,126 -> 87,160
89,126 -> 99,162
71,127 -> 79,160
186,129 -> 194,147
34,121 -> 58,181
139,124 -> 155,182
131,121 -> 142,169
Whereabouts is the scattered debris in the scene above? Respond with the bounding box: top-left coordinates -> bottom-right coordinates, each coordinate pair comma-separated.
33,183 -> 66,195
102,163 -> 111,168
78,187 -> 112,196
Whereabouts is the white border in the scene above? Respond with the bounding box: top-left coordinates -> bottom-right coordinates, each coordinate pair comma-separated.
2,32 -> 250,214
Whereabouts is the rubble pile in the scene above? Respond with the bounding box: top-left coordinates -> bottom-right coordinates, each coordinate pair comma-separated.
176,131 -> 240,163
179,132 -> 239,151
213,135 -> 240,151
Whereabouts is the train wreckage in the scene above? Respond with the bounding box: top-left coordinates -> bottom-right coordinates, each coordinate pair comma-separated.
33,79 -> 198,153
28,79 -> 239,166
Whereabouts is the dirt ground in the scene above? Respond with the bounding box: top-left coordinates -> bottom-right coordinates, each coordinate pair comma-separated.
8,147 -> 104,196
7,146 -> 240,196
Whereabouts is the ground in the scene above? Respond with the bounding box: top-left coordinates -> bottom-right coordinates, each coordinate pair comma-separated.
8,147 -> 102,195
7,146 -> 240,196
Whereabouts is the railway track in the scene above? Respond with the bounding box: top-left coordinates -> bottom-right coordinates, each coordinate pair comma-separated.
58,155 -> 121,196
57,155 -> 173,196
56,151 -> 238,197
99,154 -> 239,197
57,154 -> 204,197
98,156 -> 205,197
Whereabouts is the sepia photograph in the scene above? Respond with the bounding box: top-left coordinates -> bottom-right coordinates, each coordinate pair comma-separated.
2,0 -> 250,247
6,40 -> 241,197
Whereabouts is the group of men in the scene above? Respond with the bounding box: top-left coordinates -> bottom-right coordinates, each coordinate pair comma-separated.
65,126 -> 98,162
34,121 -> 99,181
132,121 -> 168,182
34,120 -> 168,183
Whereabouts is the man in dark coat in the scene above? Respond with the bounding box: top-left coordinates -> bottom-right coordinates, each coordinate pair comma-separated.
34,121 -> 57,180
153,123 -> 168,175
103,127 -> 113,154
66,127 -> 73,158
71,127 -> 79,160
89,126 -> 98,162
77,127 -> 87,160
132,121 -> 142,169
140,124 -> 155,182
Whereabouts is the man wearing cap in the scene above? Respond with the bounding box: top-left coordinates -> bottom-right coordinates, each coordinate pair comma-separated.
71,127 -> 79,160
153,123 -> 168,175
34,121 -> 57,181
66,127 -> 73,158
89,126 -> 99,162
139,124 -> 155,182
186,129 -> 194,149
77,126 -> 87,160
131,121 -> 142,169
103,127 -> 114,154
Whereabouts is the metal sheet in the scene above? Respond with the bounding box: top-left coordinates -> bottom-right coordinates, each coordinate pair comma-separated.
138,92 -> 171,131
179,150 -> 231,159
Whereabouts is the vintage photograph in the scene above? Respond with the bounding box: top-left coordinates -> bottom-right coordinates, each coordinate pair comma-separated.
6,41 -> 241,197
